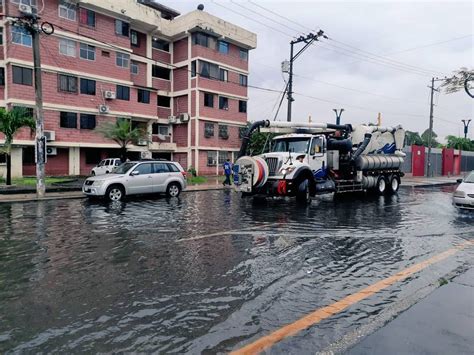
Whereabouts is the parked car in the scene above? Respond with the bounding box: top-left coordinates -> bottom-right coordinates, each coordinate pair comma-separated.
83,160 -> 187,201
91,158 -> 122,176
453,171 -> 474,210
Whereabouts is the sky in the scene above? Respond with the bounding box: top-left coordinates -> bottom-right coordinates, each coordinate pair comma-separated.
161,0 -> 473,141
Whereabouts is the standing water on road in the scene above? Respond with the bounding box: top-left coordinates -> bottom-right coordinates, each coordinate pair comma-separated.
0,187 -> 472,353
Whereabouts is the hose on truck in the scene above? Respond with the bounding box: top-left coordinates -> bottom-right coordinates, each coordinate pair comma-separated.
351,133 -> 372,162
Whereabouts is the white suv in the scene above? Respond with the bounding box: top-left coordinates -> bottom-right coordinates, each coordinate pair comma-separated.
91,158 -> 122,176
83,160 -> 187,201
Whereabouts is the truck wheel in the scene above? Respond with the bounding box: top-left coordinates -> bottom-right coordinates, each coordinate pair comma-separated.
376,176 -> 387,195
296,179 -> 311,204
106,185 -> 124,202
388,175 -> 400,194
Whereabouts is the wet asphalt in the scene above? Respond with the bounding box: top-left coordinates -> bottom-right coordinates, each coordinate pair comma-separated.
0,186 -> 472,353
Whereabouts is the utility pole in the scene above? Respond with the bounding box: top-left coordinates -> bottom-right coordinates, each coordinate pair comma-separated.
426,77 -> 441,178
462,119 -> 471,139
14,10 -> 53,197
286,30 -> 327,122
333,109 -> 344,125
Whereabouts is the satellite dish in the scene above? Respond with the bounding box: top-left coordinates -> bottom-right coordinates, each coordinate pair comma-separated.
197,4 -> 204,10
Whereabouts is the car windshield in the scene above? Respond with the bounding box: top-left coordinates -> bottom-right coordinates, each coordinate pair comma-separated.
464,172 -> 474,183
112,162 -> 136,174
272,138 -> 310,153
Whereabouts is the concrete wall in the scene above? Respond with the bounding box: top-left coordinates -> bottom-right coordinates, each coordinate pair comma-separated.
0,148 -> 23,179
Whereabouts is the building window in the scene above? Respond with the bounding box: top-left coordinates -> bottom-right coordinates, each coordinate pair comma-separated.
152,123 -> 169,135
240,48 -> 248,61
12,25 -> 32,47
60,111 -> 77,128
59,38 -> 76,57
219,125 -> 229,139
204,123 -> 214,138
191,60 -> 196,78
199,60 -> 219,79
0,68 -> 5,86
218,40 -> 229,54
157,96 -> 170,107
0,28 -> 3,45
219,68 -> 228,82
192,32 -> 216,49
131,61 -> 139,75
204,93 -> 214,108
130,30 -> 139,47
101,50 -> 110,57
79,43 -> 95,60
80,78 -> 96,95
116,85 -> 130,101
79,8 -> 95,27
115,20 -> 129,37
239,100 -> 247,113
207,151 -> 217,166
58,74 -> 78,93
116,52 -> 130,68
0,153 -> 6,164
152,65 -> 170,80
58,0 -> 76,21
80,114 -> 96,129
218,151 -> 230,165
12,66 -> 32,86
137,89 -> 150,104
219,96 -> 229,110
152,37 -> 169,51
239,74 -> 248,87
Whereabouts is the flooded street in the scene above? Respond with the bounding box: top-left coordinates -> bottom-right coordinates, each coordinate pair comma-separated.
0,187 -> 473,353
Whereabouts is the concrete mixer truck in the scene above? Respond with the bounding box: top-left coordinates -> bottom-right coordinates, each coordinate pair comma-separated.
233,120 -> 406,203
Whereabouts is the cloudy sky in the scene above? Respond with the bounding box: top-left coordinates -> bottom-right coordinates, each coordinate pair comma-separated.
162,0 -> 473,141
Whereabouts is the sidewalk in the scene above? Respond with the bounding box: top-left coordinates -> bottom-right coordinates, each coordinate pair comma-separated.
348,267 -> 474,354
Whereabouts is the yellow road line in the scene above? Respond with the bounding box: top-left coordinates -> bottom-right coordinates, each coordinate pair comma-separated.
231,240 -> 474,355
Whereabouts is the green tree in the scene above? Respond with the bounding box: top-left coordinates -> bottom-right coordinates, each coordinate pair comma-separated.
441,67 -> 474,98
405,130 -> 423,146
242,122 -> 276,155
98,119 -> 147,161
421,129 -> 439,148
445,135 -> 474,151
0,107 -> 35,185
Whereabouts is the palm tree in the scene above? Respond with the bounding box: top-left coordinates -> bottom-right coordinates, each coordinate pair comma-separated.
0,107 -> 35,185
98,119 -> 147,161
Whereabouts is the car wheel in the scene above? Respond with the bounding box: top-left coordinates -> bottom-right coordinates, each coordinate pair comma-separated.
166,182 -> 181,198
106,185 -> 124,202
388,174 -> 400,194
376,176 -> 387,195
296,179 -> 311,204
91,171 -> 95,176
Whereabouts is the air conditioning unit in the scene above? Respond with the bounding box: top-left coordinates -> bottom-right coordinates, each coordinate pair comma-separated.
44,130 -> 55,141
178,113 -> 190,122
98,105 -> 110,114
46,147 -> 57,156
168,115 -> 177,124
103,91 -> 116,100
19,4 -> 33,15
137,139 -> 148,146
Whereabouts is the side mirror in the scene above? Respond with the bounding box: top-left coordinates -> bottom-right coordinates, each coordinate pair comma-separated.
130,170 -> 140,176
456,178 -> 463,184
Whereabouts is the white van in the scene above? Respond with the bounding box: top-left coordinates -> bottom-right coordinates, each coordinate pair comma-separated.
91,158 -> 122,176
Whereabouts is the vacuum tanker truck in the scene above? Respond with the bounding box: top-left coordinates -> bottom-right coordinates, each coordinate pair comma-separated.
234,120 -> 406,203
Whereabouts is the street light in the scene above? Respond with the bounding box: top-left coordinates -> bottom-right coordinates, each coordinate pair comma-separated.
461,119 -> 471,139
333,109 -> 344,125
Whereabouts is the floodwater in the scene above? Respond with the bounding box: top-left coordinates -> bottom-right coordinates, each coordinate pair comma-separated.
0,187 -> 472,353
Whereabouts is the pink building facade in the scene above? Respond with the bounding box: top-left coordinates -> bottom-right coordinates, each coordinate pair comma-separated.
0,0 -> 257,177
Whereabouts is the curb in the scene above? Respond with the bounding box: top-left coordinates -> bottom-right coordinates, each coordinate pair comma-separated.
400,181 -> 458,188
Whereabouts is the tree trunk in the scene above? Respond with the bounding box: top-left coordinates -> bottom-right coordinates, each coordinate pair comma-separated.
121,146 -> 127,162
6,153 -> 11,185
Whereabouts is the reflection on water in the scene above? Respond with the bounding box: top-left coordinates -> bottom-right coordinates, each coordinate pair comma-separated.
0,188 -> 472,352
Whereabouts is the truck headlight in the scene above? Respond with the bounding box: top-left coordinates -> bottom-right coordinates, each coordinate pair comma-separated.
93,180 -> 105,187
453,190 -> 466,198
279,166 -> 295,175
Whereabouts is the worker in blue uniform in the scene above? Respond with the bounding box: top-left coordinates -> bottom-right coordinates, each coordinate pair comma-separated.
223,159 -> 233,186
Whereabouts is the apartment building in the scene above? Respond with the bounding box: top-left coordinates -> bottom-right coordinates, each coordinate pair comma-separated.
0,0 -> 256,177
